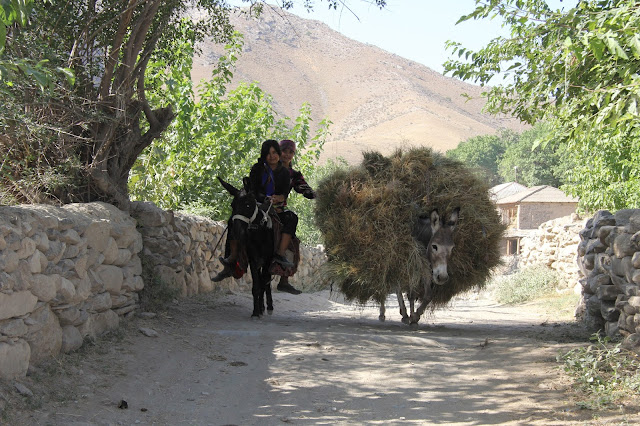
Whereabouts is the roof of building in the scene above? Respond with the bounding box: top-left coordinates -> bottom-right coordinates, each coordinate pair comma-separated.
495,185 -> 579,204
490,182 -> 528,200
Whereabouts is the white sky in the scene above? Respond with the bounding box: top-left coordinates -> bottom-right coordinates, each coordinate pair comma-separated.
231,0 -> 577,74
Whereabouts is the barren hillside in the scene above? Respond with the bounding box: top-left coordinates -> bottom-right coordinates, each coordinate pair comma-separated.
192,8 -> 525,164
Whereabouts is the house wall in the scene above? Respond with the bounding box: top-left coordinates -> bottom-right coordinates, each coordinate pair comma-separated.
497,203 -> 517,228
518,202 -> 577,230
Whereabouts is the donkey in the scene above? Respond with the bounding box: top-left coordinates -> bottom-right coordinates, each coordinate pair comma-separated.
379,207 -> 459,325
218,176 -> 276,318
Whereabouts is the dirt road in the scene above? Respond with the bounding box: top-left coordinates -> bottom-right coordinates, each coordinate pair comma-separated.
5,288 -> 639,425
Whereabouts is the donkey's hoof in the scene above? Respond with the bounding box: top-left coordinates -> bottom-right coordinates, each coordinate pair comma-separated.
251,314 -> 261,321
409,322 -> 419,329
401,317 -> 411,325
378,315 -> 386,322
267,308 -> 273,315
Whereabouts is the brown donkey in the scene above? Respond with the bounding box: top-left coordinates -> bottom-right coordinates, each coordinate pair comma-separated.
379,208 -> 459,324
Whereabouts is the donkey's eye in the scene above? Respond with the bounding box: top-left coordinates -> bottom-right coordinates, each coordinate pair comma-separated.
432,244 -> 438,252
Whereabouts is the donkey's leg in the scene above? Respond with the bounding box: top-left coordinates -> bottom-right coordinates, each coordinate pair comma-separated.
265,272 -> 274,314
258,283 -> 265,315
396,288 -> 410,324
409,289 -> 417,319
257,268 -> 266,315
249,263 -> 262,318
379,300 -> 386,322
410,279 -> 433,324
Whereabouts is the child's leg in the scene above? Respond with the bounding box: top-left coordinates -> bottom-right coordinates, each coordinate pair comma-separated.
273,211 -> 297,268
277,275 -> 301,295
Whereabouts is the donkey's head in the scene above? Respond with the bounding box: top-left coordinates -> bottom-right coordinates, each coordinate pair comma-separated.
218,176 -> 259,240
414,207 -> 460,285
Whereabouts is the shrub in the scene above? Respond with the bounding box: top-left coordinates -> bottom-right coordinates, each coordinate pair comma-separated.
559,334 -> 640,410
138,254 -> 181,312
492,265 -> 558,304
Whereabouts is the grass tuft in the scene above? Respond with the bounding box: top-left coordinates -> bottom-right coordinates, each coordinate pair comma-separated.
138,253 -> 181,312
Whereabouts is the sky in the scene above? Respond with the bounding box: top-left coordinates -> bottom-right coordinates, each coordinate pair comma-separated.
231,0 -> 577,74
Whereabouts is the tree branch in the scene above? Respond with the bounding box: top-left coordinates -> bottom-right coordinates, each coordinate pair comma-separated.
98,0 -> 137,100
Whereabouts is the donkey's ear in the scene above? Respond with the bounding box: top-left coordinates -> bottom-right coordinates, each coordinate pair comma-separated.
242,177 -> 251,192
430,209 -> 441,232
217,176 -> 239,196
447,207 -> 460,229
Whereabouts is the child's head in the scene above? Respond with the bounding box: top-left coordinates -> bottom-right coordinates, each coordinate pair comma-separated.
279,139 -> 296,166
260,139 -> 281,163
279,139 -> 296,154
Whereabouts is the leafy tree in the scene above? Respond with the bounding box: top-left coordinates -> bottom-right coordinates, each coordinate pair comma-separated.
289,157 -> 346,245
446,129 -> 515,186
1,0 -> 73,89
444,0 -> 640,211
1,0 -> 384,209
497,122 -> 571,187
131,33 -> 329,223
1,0 -> 235,208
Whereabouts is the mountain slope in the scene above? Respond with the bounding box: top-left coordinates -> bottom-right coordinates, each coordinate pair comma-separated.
192,8 -> 524,164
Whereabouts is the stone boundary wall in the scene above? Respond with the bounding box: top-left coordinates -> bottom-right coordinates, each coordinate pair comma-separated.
1,201 -> 327,380
130,201 -> 327,294
0,203 -> 143,380
518,214 -> 585,291
576,209 -> 640,346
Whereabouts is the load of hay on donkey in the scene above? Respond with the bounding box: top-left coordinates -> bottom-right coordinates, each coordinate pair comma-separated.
314,147 -> 505,323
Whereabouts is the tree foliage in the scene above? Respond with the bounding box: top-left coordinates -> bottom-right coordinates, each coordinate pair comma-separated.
497,122 -> 570,187
444,0 -> 640,211
130,33 -> 329,223
446,123 -> 572,188
445,130 -> 514,186
1,0 -> 234,208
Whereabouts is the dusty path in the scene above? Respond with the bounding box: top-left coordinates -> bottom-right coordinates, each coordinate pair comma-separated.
6,288 -> 639,425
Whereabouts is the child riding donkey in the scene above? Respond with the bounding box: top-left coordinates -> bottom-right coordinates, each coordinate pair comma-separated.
213,139 -> 315,295
274,139 -> 317,294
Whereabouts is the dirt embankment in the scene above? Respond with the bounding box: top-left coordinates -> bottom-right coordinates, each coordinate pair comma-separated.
3,288 -> 639,425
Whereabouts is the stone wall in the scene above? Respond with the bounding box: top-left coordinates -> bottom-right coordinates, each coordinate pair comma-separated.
0,203 -> 143,380
576,209 -> 640,346
130,201 -> 327,294
1,201 -> 327,380
519,213 -> 585,290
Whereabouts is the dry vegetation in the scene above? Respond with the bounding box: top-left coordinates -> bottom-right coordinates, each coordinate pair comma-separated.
315,147 -> 505,306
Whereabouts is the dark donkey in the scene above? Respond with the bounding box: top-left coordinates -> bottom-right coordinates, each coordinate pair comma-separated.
379,207 -> 460,324
218,176 -> 276,318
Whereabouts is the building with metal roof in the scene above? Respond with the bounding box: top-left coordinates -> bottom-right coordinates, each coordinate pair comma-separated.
490,184 -> 579,255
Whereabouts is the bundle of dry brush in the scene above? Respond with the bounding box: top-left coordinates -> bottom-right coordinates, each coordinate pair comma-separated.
314,147 -> 505,309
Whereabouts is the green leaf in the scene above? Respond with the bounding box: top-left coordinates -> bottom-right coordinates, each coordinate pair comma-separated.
56,66 -> 75,86
563,36 -> 573,48
590,38 -> 605,60
628,34 -> 640,58
0,22 -> 5,52
604,34 -> 628,60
